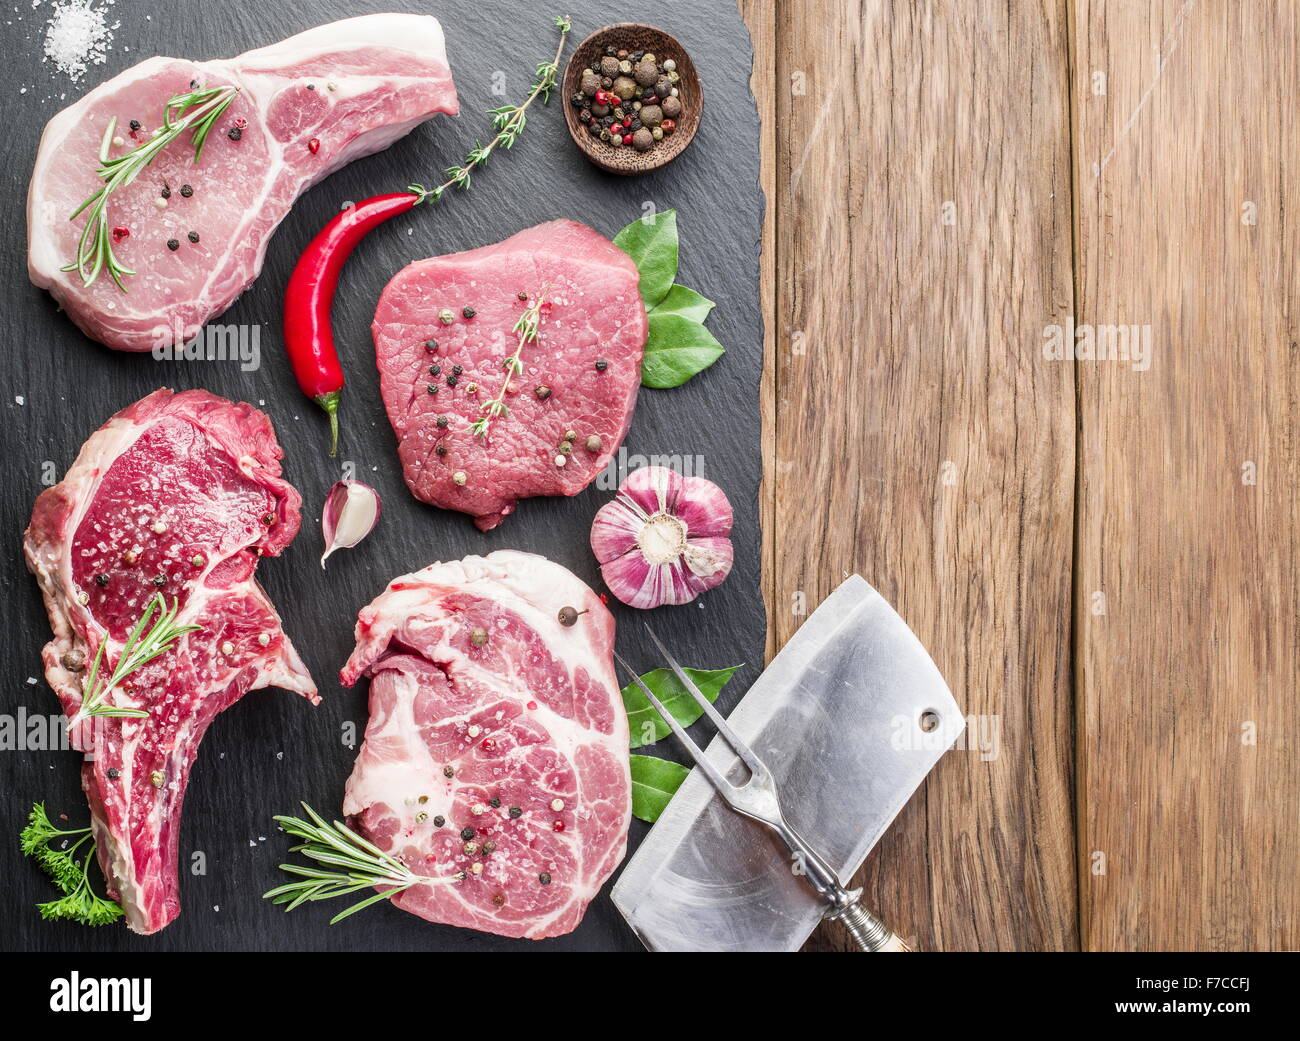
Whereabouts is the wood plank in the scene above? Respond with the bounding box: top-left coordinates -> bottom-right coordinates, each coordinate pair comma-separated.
1073,0 -> 1300,950
757,0 -> 1080,950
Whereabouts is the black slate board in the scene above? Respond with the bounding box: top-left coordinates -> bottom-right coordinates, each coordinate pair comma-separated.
0,0 -> 763,952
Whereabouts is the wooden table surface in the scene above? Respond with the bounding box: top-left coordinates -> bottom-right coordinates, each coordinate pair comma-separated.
742,0 -> 1298,951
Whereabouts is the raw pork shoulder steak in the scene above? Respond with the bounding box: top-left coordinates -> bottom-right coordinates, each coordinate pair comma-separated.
372,220 -> 648,530
341,551 -> 630,939
28,15 -> 458,350
24,389 -> 317,934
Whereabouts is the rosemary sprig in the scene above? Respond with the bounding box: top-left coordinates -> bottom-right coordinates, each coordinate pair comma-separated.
71,594 -> 199,728
470,289 -> 550,439
20,803 -> 123,927
264,803 -> 455,924
408,15 -> 571,205
63,83 -> 239,290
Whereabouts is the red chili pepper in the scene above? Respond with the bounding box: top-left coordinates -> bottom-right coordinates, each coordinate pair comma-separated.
283,192 -> 417,455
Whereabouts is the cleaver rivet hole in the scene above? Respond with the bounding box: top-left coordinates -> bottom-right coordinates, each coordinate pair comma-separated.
918,710 -> 940,733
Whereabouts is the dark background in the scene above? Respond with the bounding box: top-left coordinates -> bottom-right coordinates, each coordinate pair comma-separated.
0,0 -> 763,952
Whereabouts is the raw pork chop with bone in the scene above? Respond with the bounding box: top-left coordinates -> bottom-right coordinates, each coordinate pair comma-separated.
27,14 -> 458,350
341,551 -> 630,939
24,389 -> 317,934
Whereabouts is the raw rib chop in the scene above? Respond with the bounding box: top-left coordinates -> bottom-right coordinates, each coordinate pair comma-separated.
372,220 -> 647,531
24,389 -> 317,934
341,551 -> 630,939
28,14 -> 458,351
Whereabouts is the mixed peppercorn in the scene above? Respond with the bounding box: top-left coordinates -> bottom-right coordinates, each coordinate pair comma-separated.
571,45 -> 684,153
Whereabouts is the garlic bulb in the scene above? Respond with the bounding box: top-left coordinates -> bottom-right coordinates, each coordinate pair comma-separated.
590,466 -> 733,609
320,481 -> 381,568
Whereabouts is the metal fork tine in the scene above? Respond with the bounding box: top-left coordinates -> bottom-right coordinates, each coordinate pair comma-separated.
612,650 -> 739,800
643,624 -> 766,776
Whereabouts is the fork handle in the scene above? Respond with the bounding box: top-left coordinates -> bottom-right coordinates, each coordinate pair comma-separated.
828,900 -> 913,952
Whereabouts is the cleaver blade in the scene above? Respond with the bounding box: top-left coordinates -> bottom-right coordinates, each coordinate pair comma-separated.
611,574 -> 964,952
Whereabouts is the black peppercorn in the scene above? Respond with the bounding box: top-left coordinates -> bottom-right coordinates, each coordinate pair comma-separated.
444,765 -> 455,777
446,375 -> 458,387
452,364 -> 463,375
228,127 -> 242,140
595,358 -> 608,371
129,120 -> 141,131
180,184 -> 193,197
433,815 -> 445,828
462,306 -> 476,319
166,239 -> 180,251
94,573 -> 109,587
152,574 -> 166,587
508,806 -> 522,818
187,231 -> 200,243
430,363 -> 441,375
427,385 -> 438,395
489,797 -> 501,808
436,445 -> 447,456
425,338 -> 439,352
538,872 -> 552,885
460,827 -> 475,840
436,415 -> 449,428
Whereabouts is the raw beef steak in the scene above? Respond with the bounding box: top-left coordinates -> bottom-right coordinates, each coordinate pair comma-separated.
28,14 -> 458,351
340,551 -> 630,939
372,220 -> 647,531
24,389 -> 318,934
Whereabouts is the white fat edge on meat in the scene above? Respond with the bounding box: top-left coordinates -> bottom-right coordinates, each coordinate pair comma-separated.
29,407 -> 148,709
235,14 -> 448,70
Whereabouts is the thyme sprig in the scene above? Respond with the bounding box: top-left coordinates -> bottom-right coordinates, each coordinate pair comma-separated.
470,289 -> 550,439
264,803 -> 455,924
20,803 -> 123,927
71,594 -> 199,728
63,83 -> 239,290
408,15 -> 571,205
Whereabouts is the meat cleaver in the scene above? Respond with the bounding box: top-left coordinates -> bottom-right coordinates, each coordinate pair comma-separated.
611,574 -> 965,951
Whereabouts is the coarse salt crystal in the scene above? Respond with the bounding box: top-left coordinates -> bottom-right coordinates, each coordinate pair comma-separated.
42,0 -> 117,83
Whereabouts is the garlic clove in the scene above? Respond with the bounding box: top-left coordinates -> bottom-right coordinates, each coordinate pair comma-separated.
674,476 -> 735,538
590,465 -> 734,609
589,493 -> 643,562
321,480 -> 381,568
618,464 -> 683,516
682,535 -> 734,581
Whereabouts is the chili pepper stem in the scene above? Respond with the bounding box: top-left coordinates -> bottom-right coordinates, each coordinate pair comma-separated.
315,391 -> 340,457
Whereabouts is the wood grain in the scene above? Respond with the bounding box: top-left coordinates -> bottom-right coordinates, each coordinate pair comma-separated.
1072,0 -> 1300,950
752,0 -> 1080,950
